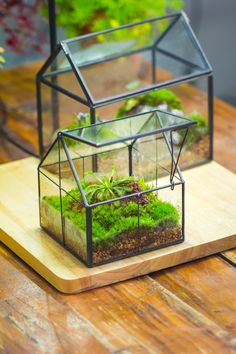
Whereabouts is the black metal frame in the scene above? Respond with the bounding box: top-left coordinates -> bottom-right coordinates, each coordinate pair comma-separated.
38,110 -> 195,267
37,11 -> 214,158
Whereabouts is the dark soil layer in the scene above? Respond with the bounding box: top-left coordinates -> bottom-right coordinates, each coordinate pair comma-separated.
93,225 -> 182,264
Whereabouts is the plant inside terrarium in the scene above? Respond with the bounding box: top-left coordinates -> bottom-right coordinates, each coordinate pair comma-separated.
116,89 -> 182,117
59,89 -> 208,152
85,168 -> 135,203
112,89 -> 209,165
116,89 -> 209,148
41,168 -> 181,264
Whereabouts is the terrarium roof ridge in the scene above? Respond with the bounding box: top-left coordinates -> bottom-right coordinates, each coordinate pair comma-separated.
60,135 -> 89,207
37,11 -> 212,107
36,43 -> 61,78
91,71 -> 212,108
38,135 -> 58,169
37,42 -> 92,105
60,10 -> 212,74
39,66 -> 212,110
61,42 -> 94,104
61,109 -> 196,148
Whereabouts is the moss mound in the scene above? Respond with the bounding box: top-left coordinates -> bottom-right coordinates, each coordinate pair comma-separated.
116,89 -> 182,118
43,178 -> 180,246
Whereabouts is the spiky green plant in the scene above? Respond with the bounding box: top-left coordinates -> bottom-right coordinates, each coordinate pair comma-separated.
85,168 -> 133,204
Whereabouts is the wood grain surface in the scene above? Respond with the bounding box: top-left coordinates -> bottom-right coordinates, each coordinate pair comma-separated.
1,159 -> 236,294
221,249 -> 236,266
0,61 -> 236,353
0,244 -> 235,353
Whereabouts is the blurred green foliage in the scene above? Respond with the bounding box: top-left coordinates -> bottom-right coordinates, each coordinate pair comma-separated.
116,89 -> 182,118
0,47 -> 6,69
43,0 -> 184,37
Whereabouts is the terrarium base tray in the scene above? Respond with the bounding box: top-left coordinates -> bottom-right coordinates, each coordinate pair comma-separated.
0,158 -> 236,294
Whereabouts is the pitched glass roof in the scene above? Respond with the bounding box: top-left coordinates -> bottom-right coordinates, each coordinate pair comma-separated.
39,12 -> 212,106
62,109 -> 196,148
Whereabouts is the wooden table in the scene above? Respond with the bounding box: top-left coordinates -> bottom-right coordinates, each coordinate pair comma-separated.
0,63 -> 236,353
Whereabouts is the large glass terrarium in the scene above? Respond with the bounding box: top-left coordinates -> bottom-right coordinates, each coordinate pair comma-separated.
38,109 -> 196,267
37,11 -> 213,169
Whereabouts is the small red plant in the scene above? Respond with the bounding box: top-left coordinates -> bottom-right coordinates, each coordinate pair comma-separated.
130,181 -> 149,206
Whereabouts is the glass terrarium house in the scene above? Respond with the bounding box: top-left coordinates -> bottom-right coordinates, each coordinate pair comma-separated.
37,11 -> 213,168
38,109 -> 196,267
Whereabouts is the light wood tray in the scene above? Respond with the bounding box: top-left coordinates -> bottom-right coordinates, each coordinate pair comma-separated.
0,158 -> 235,294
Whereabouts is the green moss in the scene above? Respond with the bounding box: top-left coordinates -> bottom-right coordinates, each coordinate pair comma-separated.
141,90 -> 182,110
182,112 -> 209,147
64,207 -> 87,230
116,91 -> 210,149
43,177 -> 180,247
143,199 -> 180,227
43,195 -> 61,210
188,112 -> 209,131
116,89 -> 182,118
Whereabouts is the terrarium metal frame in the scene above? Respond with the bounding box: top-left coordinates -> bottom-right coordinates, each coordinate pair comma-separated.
38,109 -> 196,267
36,11 -> 213,158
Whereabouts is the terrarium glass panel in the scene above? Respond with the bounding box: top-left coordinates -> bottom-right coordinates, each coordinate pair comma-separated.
66,110 -> 193,147
38,110 -> 194,267
60,13 -> 210,103
104,78 -> 211,169
37,12 -> 213,165
39,172 -> 63,244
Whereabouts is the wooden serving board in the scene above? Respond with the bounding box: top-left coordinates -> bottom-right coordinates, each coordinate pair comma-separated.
0,157 -> 236,294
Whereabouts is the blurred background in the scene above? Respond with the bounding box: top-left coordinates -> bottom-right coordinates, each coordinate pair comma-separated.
185,0 -> 236,106
0,0 -> 235,161
1,0 -> 235,104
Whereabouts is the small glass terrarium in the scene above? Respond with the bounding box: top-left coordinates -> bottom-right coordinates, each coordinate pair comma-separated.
37,12 -> 213,169
38,109 -> 195,267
